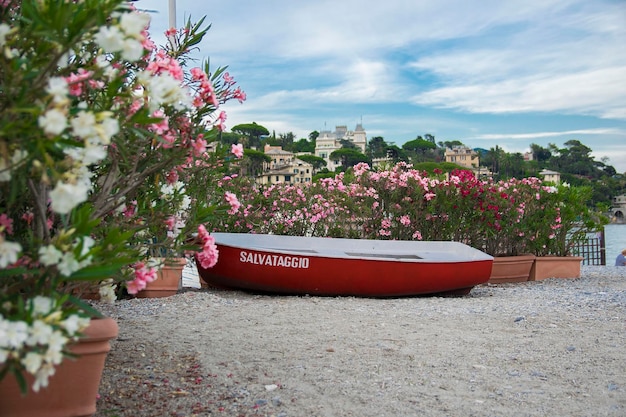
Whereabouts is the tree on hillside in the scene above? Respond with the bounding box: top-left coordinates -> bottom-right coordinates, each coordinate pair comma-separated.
529,143 -> 551,164
309,131 -> 320,142
499,152 -> 526,179
293,137 -> 315,153
403,137 -> 436,162
339,138 -> 358,150
385,145 -> 408,163
297,154 -> 327,171
278,132 -> 296,150
330,148 -> 368,171
367,136 -> 388,158
548,140 -> 596,177
481,145 -> 505,176
218,131 -> 241,146
242,148 -> 271,177
438,140 -> 464,149
231,122 -> 269,149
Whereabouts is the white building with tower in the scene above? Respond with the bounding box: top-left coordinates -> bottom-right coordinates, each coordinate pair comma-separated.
314,124 -> 367,172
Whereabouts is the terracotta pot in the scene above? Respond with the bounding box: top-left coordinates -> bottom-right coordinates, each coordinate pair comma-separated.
136,258 -> 186,298
529,256 -> 583,281
488,254 -> 536,283
0,317 -> 119,417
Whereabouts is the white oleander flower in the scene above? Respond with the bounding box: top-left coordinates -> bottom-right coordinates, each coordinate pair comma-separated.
119,11 -> 150,38
97,114 -> 119,144
94,25 -> 125,53
0,236 -> 21,268
0,23 -> 10,47
181,194 -> 192,211
3,320 -> 28,349
121,37 -> 144,61
145,72 -> 193,111
31,296 -> 54,316
0,347 -> 8,363
80,138 -> 108,165
26,320 -> 54,346
32,363 -> 56,392
99,282 -> 117,304
160,183 -> 175,197
61,314 -> 90,335
38,244 -> 63,266
22,351 -> 44,374
57,251 -> 80,277
38,108 -> 68,136
46,330 -> 69,354
46,77 -> 69,103
71,110 -> 97,138
49,181 -> 89,214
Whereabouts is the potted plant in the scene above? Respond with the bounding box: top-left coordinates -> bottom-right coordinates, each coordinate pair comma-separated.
0,0 -> 244,414
525,183 -> 608,280
217,164 -> 606,284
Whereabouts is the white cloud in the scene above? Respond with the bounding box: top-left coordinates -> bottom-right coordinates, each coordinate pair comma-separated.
471,128 -> 626,141
156,0 -> 626,172
412,66 -> 626,118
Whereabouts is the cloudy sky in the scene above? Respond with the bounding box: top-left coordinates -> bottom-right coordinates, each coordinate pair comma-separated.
142,0 -> 626,173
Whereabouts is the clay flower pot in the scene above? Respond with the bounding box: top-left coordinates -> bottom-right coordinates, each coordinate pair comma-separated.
488,254 -> 536,284
0,317 -> 119,417
529,256 -> 583,281
136,258 -> 187,298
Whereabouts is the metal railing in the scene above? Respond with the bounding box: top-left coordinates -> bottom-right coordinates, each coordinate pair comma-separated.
569,228 -> 606,265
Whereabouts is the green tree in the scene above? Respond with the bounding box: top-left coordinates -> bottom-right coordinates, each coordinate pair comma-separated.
242,148 -> 271,177
482,145 -> 505,176
278,132 -> 295,150
438,140 -> 464,149
308,130 -> 320,141
297,154 -> 327,170
367,136 -> 388,158
231,122 -> 269,149
529,143 -> 551,164
293,138 -> 315,153
330,148 -> 368,171
218,131 -> 241,146
402,137 -> 436,162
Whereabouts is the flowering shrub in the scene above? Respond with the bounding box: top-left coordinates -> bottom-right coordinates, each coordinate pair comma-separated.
213,162 -> 605,258
0,0 -> 243,393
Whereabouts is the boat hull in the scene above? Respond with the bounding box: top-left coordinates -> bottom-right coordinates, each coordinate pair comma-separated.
196,234 -> 493,297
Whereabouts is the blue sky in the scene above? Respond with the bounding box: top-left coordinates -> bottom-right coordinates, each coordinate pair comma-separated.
142,0 -> 626,173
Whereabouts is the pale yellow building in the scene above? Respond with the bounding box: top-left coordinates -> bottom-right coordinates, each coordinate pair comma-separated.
256,145 -> 313,185
444,146 -> 479,169
539,169 -> 561,184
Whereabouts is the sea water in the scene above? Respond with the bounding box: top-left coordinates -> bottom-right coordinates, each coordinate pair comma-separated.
605,223 -> 626,265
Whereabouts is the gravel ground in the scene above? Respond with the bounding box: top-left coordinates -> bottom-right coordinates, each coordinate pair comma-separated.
93,266 -> 626,417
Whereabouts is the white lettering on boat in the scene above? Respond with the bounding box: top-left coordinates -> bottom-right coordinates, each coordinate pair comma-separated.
239,251 -> 310,269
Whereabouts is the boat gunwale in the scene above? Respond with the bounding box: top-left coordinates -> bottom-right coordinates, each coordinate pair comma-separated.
212,233 -> 493,263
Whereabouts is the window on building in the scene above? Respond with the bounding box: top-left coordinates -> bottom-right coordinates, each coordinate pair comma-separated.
285,175 -> 291,182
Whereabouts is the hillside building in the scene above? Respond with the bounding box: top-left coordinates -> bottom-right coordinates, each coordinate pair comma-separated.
610,194 -> 626,223
539,169 -> 561,184
314,124 -> 367,172
444,146 -> 480,169
256,145 -> 313,185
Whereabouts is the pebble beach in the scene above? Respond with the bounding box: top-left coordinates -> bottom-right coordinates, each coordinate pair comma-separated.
94,265 -> 626,417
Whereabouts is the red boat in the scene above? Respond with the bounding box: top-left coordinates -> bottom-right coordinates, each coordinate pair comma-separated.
196,233 -> 494,297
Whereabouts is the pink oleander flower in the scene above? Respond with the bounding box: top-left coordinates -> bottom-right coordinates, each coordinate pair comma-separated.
225,191 -> 241,214
231,143 -> 244,158
0,213 -> 13,234
126,262 -> 158,294
196,225 -> 219,269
